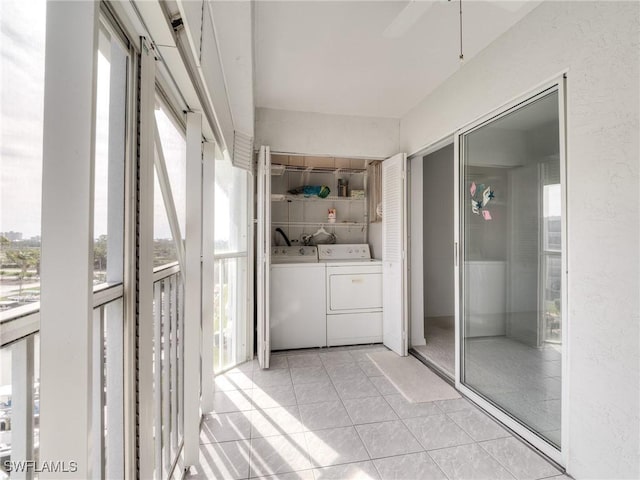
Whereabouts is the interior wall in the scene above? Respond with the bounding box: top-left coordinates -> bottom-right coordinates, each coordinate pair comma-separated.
255,107 -> 400,158
409,155 -> 424,345
423,144 -> 455,318
400,2 -> 640,478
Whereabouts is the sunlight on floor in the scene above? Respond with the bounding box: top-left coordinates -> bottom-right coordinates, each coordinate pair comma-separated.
185,345 -> 563,480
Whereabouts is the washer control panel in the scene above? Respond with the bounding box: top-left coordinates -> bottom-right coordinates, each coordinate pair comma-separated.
318,244 -> 371,261
271,246 -> 318,263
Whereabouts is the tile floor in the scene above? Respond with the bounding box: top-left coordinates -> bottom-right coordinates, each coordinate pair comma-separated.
185,345 -> 567,480
414,325 -> 563,447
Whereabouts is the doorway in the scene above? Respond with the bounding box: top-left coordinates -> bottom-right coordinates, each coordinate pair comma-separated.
409,143 -> 455,379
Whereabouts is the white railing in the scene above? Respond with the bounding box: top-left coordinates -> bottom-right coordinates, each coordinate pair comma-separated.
0,265 -> 185,480
213,255 -> 247,374
151,264 -> 184,479
0,328 -> 38,480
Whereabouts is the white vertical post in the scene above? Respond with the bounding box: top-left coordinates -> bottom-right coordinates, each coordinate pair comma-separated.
183,112 -> 203,465
178,278 -> 185,441
153,281 -> 162,479
201,142 -> 216,413
106,35 -> 127,480
138,37 -> 157,480
245,172 -> 255,362
162,278 -> 171,472
39,2 -> 97,478
11,336 -> 34,480
91,308 -> 105,478
170,274 -> 179,454
105,301 -> 124,480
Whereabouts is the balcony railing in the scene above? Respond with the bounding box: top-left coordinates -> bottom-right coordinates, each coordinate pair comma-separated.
0,264 -> 184,479
151,264 -> 185,479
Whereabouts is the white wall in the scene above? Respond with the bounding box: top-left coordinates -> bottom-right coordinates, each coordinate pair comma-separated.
255,107 -> 400,158
423,145 -> 455,318
401,2 -> 640,478
409,155 -> 424,346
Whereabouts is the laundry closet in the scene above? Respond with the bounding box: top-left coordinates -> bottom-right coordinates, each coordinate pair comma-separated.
255,149 -> 386,366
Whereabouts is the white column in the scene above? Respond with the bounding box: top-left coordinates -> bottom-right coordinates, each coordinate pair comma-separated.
201,142 -> 216,413
39,2 -> 97,478
106,35 -> 127,480
11,337 -> 34,480
183,112 -> 203,465
138,37 -> 157,480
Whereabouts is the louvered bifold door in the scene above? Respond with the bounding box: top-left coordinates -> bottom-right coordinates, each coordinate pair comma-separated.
256,146 -> 271,368
382,153 -> 408,356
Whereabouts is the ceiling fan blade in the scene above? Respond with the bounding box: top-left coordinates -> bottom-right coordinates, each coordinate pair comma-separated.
383,1 -> 439,38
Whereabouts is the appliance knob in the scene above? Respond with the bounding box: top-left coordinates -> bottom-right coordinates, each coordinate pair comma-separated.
299,248 -> 305,255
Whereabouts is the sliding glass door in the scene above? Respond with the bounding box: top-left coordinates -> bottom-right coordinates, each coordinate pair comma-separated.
457,83 -> 565,458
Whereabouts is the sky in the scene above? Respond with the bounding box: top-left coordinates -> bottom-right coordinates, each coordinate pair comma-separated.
0,0 -> 46,238
0,0 -> 187,241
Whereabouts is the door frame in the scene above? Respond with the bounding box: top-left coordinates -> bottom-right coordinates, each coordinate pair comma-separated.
407,135 -> 455,354
453,75 -> 569,466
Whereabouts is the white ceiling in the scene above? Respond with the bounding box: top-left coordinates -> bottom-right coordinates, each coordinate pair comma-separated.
255,0 -> 541,119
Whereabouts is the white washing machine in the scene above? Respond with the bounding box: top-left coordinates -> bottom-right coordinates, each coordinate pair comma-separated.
270,246 -> 327,350
318,244 -> 383,346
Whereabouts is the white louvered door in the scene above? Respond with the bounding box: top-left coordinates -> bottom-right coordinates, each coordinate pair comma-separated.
256,146 -> 271,368
382,153 -> 408,356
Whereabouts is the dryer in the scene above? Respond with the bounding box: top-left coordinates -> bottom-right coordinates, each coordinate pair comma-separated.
318,244 -> 383,346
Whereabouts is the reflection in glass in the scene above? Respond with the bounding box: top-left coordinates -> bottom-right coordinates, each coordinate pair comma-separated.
461,90 -> 562,447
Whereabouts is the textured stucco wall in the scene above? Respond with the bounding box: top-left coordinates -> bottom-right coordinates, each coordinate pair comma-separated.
255,107 -> 400,158
401,2 -> 640,478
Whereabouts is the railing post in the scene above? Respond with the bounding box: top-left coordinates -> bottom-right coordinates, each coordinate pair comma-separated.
11,336 -> 34,480
201,142 -> 216,412
170,274 -> 179,455
91,308 -> 105,478
153,281 -> 163,479
162,279 -> 171,473
183,112 -> 203,466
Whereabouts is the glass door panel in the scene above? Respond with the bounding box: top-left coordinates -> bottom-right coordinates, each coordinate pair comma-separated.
460,89 -> 563,448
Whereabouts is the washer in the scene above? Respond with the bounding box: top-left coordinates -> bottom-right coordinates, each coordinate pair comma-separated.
270,246 -> 326,350
318,244 -> 383,346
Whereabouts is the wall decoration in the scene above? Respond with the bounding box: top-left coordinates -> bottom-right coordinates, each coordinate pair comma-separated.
469,181 -> 494,220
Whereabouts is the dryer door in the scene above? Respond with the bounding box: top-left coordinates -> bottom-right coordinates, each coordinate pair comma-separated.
327,266 -> 382,313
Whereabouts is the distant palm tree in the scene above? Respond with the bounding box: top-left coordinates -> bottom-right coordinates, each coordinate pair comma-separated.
5,249 -> 40,298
